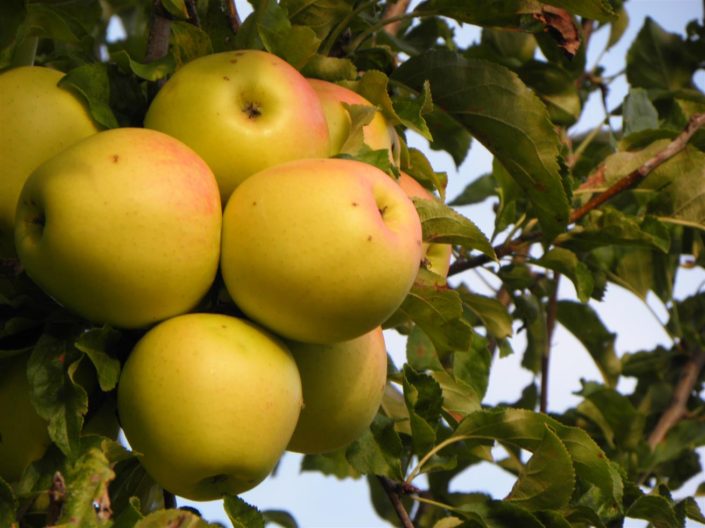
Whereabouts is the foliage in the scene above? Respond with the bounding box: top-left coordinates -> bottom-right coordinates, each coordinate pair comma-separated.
1,0 -> 705,526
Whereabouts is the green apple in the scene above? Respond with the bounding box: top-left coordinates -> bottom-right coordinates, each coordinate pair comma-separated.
398,172 -> 453,278
14,127 -> 222,329
307,78 -> 395,156
0,65 -> 99,256
117,313 -> 303,501
287,327 -> 388,454
221,158 -> 423,344
0,352 -> 50,482
144,49 -> 330,201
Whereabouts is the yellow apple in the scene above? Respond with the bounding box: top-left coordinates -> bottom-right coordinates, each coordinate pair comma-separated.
287,327 -> 388,454
144,50 -> 330,201
220,158 -> 423,344
117,313 -> 303,501
307,78 -> 395,157
0,65 -> 99,256
398,172 -> 453,278
0,352 -> 50,482
14,128 -> 222,329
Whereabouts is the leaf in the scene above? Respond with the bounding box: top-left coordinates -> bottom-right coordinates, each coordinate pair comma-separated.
626,495 -> 680,528
170,20 -> 213,67
393,80 -> 434,141
283,0 -> 352,41
27,334 -> 88,458
517,61 -> 581,126
533,247 -> 594,302
301,448 -> 361,479
224,495 -> 265,528
626,17 -> 699,91
396,282 -> 474,354
59,63 -> 118,129
423,107 -> 473,167
449,173 -> 495,207
406,324 -> 443,371
403,365 -> 443,455
0,476 -> 17,528
450,408 -> 623,508
393,50 -> 569,240
506,426 -> 575,511
458,290 -> 513,339
134,509 -> 218,527
515,293 -> 547,374
54,447 -> 114,527
111,49 -> 175,82
413,198 -> 495,259
263,509 -> 298,528
161,0 -> 189,19
0,0 -> 25,50
346,414 -> 404,480
404,148 -> 448,201
112,496 -> 144,528
451,334 -> 492,407
623,88 -> 659,137
74,327 -> 121,392
556,301 -> 620,387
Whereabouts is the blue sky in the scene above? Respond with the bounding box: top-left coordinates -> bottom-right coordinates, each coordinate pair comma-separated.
160,1 -> 705,526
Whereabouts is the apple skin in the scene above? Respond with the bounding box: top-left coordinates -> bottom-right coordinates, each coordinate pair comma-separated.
117,313 -> 303,501
144,50 -> 330,201
220,158 -> 423,344
398,172 -> 453,278
0,352 -> 51,483
307,78 -> 394,156
287,327 -> 388,454
14,127 -> 222,329
0,66 -> 99,257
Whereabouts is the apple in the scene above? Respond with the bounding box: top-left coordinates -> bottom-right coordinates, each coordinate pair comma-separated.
117,313 -> 303,501
0,352 -> 51,483
307,78 -> 395,157
398,172 -> 453,278
14,127 -> 222,329
0,65 -> 99,256
287,327 -> 388,454
220,157 -> 423,344
144,49 -> 330,201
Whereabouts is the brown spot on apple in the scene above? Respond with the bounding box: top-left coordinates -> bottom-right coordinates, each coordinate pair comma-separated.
112,154 -> 119,163
367,235 -> 373,241
352,202 -> 358,207
223,76 -> 230,81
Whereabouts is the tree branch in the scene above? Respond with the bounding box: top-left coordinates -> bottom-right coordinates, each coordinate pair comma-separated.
378,476 -> 415,528
226,0 -> 241,34
570,112 -> 705,224
541,274 -> 560,414
382,0 -> 412,36
647,346 -> 705,450
145,0 -> 172,63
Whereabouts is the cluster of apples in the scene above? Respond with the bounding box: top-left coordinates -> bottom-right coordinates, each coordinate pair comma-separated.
0,50 -> 451,501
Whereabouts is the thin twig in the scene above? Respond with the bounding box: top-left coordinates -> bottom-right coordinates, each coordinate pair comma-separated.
541,274 -> 560,414
145,0 -> 171,63
647,346 -> 705,449
570,112 -> 705,224
185,0 -> 200,26
378,476 -> 415,528
382,0 -> 412,36
226,0 -> 241,34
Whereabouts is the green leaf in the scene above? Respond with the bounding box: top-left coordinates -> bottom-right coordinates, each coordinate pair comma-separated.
556,300 -> 620,387
414,0 -> 541,28
413,198 -> 494,259
393,50 -> 569,240
404,148 -> 448,201
0,476 -> 17,528
135,509 -> 218,527
541,0 -> 615,22
301,448 -> 361,479
423,107 -> 473,167
161,0 -> 189,18
517,61 -> 581,126
224,495 -> 266,528
406,324 -> 443,371
449,173 -> 495,207
515,293 -> 547,374
459,290 -> 513,339
111,49 -> 175,82
450,408 -> 623,507
59,64 -> 118,129
607,6 -> 629,50
623,88 -> 660,137
300,54 -> 357,81
393,80 -> 434,141
451,334 -> 492,407
626,17 -> 699,91
27,334 -> 87,458
534,247 -> 594,302
403,365 -> 442,455
263,509 -> 298,528
396,282 -> 474,354
506,426 -> 575,511
74,327 -> 121,392
626,494 -> 680,528
0,0 -> 25,51
112,496 -> 144,528
677,496 -> 705,524
283,0 -> 352,41
55,447 -> 114,527
346,414 -> 404,480
170,20 -> 213,67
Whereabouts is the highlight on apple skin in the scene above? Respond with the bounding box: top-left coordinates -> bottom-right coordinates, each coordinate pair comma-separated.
0,65 -> 99,257
220,157 -> 424,344
144,49 -> 331,201
117,313 -> 303,501
287,327 -> 388,454
14,127 -> 222,329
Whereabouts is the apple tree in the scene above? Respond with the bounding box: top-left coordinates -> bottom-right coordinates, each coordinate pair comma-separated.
2,0 -> 705,527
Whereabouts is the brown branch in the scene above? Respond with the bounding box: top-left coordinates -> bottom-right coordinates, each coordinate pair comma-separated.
185,0 -> 200,26
382,0 -> 411,36
378,476 -> 415,528
145,0 -> 172,63
647,346 -> 705,449
541,274 -> 560,414
570,112 -> 705,224
226,0 -> 241,34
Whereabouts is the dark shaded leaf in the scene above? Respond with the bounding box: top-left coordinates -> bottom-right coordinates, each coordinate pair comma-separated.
224,495 -> 265,528
346,415 -> 404,480
59,63 -> 118,129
